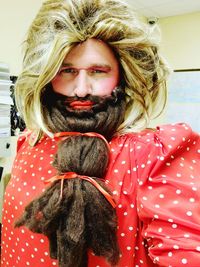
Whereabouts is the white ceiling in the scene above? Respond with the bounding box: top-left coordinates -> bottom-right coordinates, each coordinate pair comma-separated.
125,0 -> 200,18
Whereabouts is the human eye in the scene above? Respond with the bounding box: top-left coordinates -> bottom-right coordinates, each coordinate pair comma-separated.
89,67 -> 110,75
92,69 -> 105,74
59,67 -> 78,75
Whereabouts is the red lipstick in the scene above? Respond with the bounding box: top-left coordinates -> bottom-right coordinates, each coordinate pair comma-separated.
69,101 -> 94,110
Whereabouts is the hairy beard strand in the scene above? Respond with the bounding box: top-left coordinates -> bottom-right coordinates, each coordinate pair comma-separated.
42,86 -> 126,140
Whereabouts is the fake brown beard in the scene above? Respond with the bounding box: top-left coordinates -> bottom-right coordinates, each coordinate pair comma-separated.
15,86 -> 125,266
42,86 -> 126,140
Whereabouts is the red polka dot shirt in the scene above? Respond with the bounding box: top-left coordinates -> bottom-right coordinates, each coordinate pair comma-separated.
1,123 -> 200,267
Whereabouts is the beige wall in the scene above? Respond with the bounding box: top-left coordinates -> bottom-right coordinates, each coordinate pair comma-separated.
159,12 -> 200,70
0,0 -> 43,75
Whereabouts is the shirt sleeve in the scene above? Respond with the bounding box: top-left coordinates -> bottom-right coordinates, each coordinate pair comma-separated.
136,123 -> 200,267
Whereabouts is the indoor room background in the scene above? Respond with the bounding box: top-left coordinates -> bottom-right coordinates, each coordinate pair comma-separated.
0,0 -> 200,216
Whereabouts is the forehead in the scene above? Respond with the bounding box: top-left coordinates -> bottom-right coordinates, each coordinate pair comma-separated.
63,38 -> 119,67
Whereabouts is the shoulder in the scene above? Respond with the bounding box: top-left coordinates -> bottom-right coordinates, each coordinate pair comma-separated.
113,123 -> 199,157
16,130 -> 55,153
152,123 -> 199,156
154,123 -> 197,142
123,123 -> 198,147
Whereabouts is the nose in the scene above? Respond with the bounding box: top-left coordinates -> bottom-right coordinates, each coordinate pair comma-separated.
73,70 -> 92,97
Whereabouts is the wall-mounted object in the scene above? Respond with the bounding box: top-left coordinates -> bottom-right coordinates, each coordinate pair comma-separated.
0,62 -> 13,157
166,69 -> 200,133
10,76 -> 26,136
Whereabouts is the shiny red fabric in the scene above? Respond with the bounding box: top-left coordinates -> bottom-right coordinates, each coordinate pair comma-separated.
1,123 -> 200,267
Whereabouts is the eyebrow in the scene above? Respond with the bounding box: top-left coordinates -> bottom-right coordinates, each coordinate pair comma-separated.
61,62 -> 112,70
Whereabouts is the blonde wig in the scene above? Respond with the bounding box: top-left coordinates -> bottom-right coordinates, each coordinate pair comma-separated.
15,0 -> 169,136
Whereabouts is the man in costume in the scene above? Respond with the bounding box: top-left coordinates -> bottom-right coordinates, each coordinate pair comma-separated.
1,0 -> 200,266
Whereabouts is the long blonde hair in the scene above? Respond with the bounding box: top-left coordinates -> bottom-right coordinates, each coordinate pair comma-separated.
15,0 -> 169,136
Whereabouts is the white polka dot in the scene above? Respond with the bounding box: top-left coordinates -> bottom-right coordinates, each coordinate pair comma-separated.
186,211 -> 192,216
184,234 -> 190,238
192,187 -> 197,191
181,258 -> 187,264
176,189 -> 181,194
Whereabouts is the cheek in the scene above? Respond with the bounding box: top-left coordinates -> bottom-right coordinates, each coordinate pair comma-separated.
51,77 -> 68,94
96,76 -> 119,96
